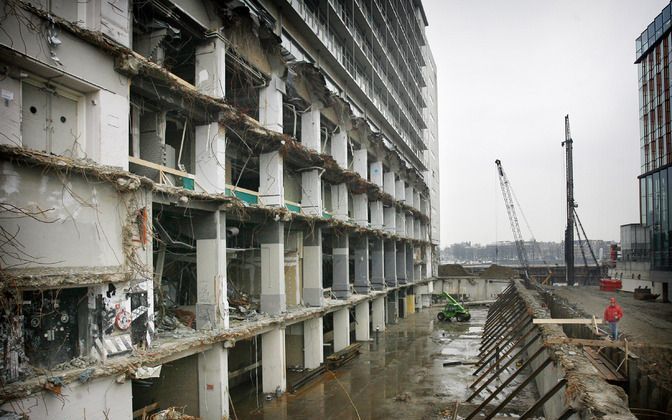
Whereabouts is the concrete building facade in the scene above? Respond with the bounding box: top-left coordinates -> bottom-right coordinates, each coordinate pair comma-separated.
0,0 -> 439,418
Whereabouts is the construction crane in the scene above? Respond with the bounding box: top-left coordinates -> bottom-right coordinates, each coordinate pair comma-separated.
562,115 -> 575,285
495,159 -> 531,287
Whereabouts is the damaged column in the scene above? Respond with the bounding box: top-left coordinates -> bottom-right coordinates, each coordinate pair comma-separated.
262,327 -> 286,393
371,238 -> 385,291
304,317 -> 323,369
194,33 -> 226,194
355,301 -> 370,341
259,73 -> 285,206
406,243 -> 414,283
354,235 -> 370,294
372,296 -> 386,332
333,308 -> 350,352
330,124 -> 349,221
384,240 -> 397,287
352,148 -> 369,226
302,228 -> 323,306
300,104 -> 324,216
332,235 -> 350,299
260,223 -> 286,314
396,240 -> 407,285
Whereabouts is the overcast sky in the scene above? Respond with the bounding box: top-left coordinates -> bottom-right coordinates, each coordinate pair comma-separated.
424,0 -> 667,247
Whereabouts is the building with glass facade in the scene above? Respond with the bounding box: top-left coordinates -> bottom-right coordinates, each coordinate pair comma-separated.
633,1 -> 672,299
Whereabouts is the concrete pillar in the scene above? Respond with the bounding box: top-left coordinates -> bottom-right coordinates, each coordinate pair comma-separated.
396,242 -> 407,285
195,35 -> 226,99
196,211 -> 228,329
395,180 -> 405,203
398,289 -> 407,318
370,161 -> 383,186
198,346 -> 229,420
262,327 -> 286,393
195,122 -> 226,194
406,215 -> 414,239
426,244 -> 433,278
371,238 -> 385,290
383,172 -> 396,198
301,169 -> 322,215
332,126 -> 347,167
303,228 -> 323,307
406,243 -> 414,283
405,185 -> 414,206
370,200 -> 384,229
331,183 -> 349,221
332,235 -> 350,299
259,151 -> 284,206
354,236 -> 369,294
260,223 -> 286,314
301,103 -> 322,152
414,218 -> 421,240
384,240 -> 397,287
383,206 -> 396,233
353,193 -> 368,226
396,210 -> 405,236
414,191 -> 421,210
355,301 -> 370,341
372,296 -> 386,332
387,291 -> 398,324
415,285 -> 424,309
353,149 -> 368,178
333,308 -> 350,352
304,317 -> 324,369
259,74 -> 285,133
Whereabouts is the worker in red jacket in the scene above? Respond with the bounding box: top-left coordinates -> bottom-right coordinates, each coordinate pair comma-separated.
603,297 -> 623,340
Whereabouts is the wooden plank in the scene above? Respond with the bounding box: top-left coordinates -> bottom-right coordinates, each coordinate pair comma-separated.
583,347 -> 625,382
133,402 -> 159,418
128,156 -> 195,179
544,337 -> 672,349
533,318 -> 603,325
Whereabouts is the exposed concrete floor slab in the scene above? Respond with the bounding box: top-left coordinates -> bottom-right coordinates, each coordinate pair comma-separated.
231,307 -> 537,419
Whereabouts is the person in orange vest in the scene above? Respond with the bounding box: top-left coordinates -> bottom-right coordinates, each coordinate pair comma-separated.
603,297 -> 623,340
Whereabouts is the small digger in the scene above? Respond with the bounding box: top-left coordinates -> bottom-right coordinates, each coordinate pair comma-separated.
437,292 -> 471,322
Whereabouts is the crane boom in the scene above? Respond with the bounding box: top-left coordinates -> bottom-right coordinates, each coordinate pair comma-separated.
495,159 -> 531,286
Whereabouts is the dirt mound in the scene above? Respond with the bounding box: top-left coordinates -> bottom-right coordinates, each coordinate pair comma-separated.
480,264 -> 517,279
438,264 -> 472,277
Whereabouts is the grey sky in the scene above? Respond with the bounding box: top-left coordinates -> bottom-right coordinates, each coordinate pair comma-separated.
425,0 -> 667,247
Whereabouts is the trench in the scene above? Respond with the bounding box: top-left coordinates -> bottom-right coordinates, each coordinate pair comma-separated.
542,290 -> 672,418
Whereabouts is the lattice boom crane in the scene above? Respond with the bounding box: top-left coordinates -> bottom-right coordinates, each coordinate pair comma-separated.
495,159 -> 531,286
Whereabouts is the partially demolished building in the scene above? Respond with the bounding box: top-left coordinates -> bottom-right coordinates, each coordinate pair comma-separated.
0,0 -> 439,418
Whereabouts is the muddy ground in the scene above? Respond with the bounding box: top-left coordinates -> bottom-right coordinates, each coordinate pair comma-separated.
230,307 -> 538,419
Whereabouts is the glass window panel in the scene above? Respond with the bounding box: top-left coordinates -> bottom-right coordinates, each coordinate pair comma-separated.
648,175 -> 654,228
641,177 -> 647,225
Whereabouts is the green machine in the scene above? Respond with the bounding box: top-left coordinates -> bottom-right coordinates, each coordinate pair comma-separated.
437,292 -> 471,322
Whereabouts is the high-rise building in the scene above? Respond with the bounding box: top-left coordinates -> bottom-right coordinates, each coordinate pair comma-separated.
0,0 -> 439,417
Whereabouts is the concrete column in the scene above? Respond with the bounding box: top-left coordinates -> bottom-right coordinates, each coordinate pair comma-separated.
406,243 -> 414,283
396,210 -> 405,236
415,285 -> 424,309
383,172 -> 396,198
331,183 -> 349,221
355,301 -> 370,341
195,35 -> 226,99
301,169 -> 322,215
414,218 -> 421,240
196,211 -> 228,329
371,238 -> 385,290
372,296 -> 386,332
262,327 -> 286,393
384,240 -> 397,287
370,161 -> 383,186
301,103 -> 322,152
370,200 -> 384,229
395,180 -> 405,203
332,235 -> 350,299
353,149 -> 368,178
383,206 -> 396,233
398,289 -> 407,318
406,215 -> 414,239
405,185 -> 414,206
195,123 -> 226,194
333,308 -> 350,352
426,245 -> 434,278
414,191 -> 421,210
304,317 -> 324,369
354,236 -> 369,294
396,242 -> 407,285
303,228 -> 323,306
387,290 -> 398,324
260,223 -> 286,314
353,193 -> 368,226
332,125 -> 347,167
259,151 -> 284,206
259,74 -> 285,133
198,346 -> 229,420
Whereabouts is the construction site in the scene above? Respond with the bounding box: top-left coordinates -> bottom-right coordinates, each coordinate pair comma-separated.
0,0 -> 671,419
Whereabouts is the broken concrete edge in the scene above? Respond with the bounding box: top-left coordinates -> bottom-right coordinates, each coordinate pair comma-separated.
512,281 -> 636,419
17,0 -> 431,202
0,281 -> 431,401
